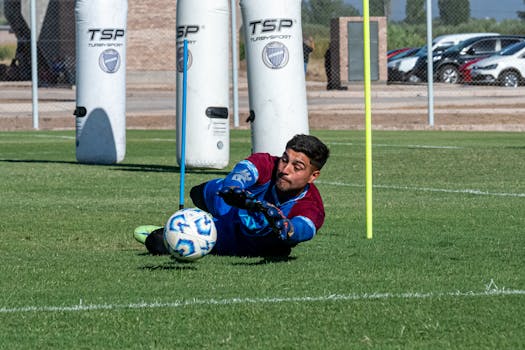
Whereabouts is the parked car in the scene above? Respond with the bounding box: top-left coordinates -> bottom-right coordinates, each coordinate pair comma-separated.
388,47 -> 413,60
388,33 -> 499,83
470,41 -> 525,87
427,33 -> 500,53
388,47 -> 418,62
388,53 -> 421,82
410,35 -> 525,84
387,47 -> 420,81
458,57 -> 484,83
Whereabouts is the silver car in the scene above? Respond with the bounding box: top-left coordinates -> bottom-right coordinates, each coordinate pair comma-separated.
470,41 -> 525,87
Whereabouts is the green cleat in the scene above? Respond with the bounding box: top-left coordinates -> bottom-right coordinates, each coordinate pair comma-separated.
134,225 -> 163,244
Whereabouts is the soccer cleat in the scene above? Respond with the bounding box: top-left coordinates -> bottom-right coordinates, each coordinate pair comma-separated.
145,227 -> 169,255
133,225 -> 163,244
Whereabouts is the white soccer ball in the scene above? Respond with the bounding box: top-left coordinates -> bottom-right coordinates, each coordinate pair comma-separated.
163,208 -> 217,261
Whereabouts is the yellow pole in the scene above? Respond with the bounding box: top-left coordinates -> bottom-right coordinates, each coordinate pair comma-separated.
362,0 -> 373,239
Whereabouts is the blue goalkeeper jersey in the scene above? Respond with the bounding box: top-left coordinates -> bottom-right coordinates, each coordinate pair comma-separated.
200,153 -> 325,256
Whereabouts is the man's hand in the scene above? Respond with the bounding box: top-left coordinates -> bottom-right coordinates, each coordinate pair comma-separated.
218,188 -> 293,240
246,200 -> 293,240
218,186 -> 252,209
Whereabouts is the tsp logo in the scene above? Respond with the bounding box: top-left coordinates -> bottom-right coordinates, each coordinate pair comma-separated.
99,49 -> 121,73
177,46 -> 193,72
262,41 -> 289,69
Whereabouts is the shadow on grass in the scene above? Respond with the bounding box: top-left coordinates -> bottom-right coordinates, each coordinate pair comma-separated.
137,252 -> 297,268
231,255 -> 298,266
0,158 -> 77,165
115,164 -> 229,176
140,260 -> 197,271
0,158 -> 229,176
139,256 -> 297,269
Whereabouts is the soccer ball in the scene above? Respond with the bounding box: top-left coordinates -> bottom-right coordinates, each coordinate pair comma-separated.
163,208 -> 217,261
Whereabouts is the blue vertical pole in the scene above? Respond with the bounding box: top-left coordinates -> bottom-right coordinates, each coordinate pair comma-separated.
231,0 -> 239,128
179,39 -> 189,210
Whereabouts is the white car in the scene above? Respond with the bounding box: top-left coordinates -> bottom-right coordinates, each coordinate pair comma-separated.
429,33 -> 499,53
388,33 -> 499,82
388,54 -> 421,81
470,41 -> 525,87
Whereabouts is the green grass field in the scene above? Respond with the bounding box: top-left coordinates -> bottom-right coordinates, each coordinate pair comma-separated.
1,129 -> 524,349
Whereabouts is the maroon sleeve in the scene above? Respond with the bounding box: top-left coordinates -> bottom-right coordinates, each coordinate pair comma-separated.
288,184 -> 325,230
246,153 -> 279,185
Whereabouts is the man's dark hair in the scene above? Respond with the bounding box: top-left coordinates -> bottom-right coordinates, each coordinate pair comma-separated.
286,134 -> 329,170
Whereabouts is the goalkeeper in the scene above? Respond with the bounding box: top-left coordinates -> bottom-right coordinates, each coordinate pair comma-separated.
139,134 -> 329,257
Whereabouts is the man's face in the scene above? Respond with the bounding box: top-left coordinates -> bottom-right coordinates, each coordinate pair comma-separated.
276,148 -> 320,196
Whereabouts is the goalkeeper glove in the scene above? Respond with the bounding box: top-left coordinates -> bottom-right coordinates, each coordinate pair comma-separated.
218,186 -> 253,209
218,188 -> 293,240
245,200 -> 293,241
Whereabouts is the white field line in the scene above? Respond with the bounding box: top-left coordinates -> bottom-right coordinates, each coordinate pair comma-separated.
1,286 -> 523,314
33,134 -> 75,140
328,142 -> 463,149
6,137 -> 522,198
24,138 -> 460,149
141,138 -> 176,142
30,134 -> 176,142
317,181 -> 525,198
327,142 -> 463,149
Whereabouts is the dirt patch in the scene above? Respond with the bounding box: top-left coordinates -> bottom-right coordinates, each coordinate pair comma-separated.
3,110 -> 522,132
1,81 -> 524,132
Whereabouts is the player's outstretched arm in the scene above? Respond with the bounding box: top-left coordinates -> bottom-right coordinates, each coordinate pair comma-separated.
217,186 -> 253,209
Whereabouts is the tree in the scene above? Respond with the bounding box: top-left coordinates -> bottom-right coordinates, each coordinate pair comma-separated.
438,0 -> 470,25
518,0 -> 525,21
370,0 -> 391,17
405,0 -> 425,24
0,0 -> 6,25
302,0 -> 359,26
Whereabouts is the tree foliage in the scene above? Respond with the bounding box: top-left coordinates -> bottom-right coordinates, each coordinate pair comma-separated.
438,0 -> 470,25
370,0 -> 391,17
386,18 -> 525,50
301,0 -> 359,26
518,0 -> 525,21
405,0 -> 426,24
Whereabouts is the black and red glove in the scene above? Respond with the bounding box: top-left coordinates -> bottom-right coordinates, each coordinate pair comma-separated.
245,199 -> 293,240
218,187 -> 293,240
217,186 -> 253,209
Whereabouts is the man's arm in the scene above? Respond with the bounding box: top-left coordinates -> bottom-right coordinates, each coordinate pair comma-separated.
218,159 -> 259,207
218,153 -> 276,207
222,159 -> 259,189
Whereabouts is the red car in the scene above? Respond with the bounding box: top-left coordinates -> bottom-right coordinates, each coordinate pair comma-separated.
459,57 -> 484,83
387,47 -> 414,60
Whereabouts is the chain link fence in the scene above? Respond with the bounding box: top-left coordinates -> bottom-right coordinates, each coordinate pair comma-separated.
1,0 -> 75,84
303,0 -> 525,88
1,0 -> 524,130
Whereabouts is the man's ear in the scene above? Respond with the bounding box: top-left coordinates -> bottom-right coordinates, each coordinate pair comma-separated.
308,169 -> 320,183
